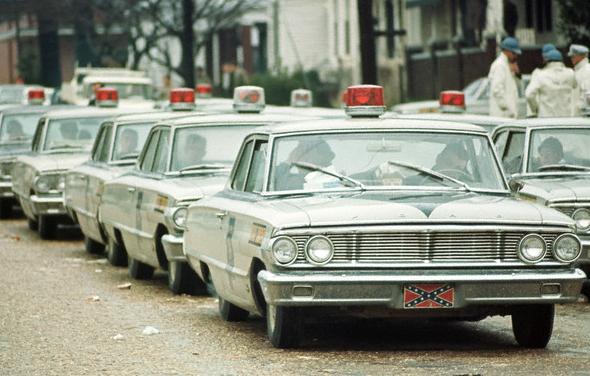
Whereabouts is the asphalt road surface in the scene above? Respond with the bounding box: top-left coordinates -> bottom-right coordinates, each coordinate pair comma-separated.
1,217 -> 589,376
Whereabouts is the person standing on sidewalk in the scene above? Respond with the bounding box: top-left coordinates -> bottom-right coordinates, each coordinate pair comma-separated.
488,37 -> 521,118
568,44 -> 590,115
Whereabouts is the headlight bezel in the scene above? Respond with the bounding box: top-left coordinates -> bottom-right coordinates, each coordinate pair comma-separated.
518,233 -> 547,264
33,173 -> 64,194
304,235 -> 335,265
171,206 -> 188,230
271,236 -> 299,266
553,233 -> 582,263
572,208 -> 590,232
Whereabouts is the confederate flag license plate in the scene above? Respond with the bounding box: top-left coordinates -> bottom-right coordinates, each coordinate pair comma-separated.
403,284 -> 455,309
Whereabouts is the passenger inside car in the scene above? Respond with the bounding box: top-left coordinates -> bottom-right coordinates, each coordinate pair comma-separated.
174,133 -> 207,170
115,128 -> 138,158
59,121 -> 79,140
5,119 -> 26,141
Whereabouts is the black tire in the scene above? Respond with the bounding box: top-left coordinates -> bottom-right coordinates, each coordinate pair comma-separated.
128,257 -> 155,280
218,296 -> 249,322
106,236 -> 128,267
168,261 -> 207,295
581,280 -> 590,299
84,236 -> 105,254
0,200 -> 13,219
266,304 -> 303,349
512,304 -> 555,348
38,215 -> 57,239
27,217 -> 38,231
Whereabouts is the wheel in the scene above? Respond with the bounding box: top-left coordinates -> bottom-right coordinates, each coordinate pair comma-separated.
0,200 -> 13,219
128,257 -> 154,280
218,296 -> 249,322
27,217 -> 38,231
106,236 -> 128,267
38,215 -> 57,239
512,304 -> 554,348
266,304 -> 303,348
84,236 -> 105,254
168,261 -> 207,295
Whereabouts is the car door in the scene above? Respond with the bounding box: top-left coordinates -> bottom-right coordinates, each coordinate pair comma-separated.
119,129 -> 161,256
135,127 -> 170,267
494,128 -> 526,176
85,123 -> 113,241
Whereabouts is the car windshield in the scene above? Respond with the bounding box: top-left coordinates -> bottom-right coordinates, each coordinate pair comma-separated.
170,125 -> 258,172
43,116 -> 107,151
84,83 -> 152,100
112,122 -> 153,161
527,128 -> 590,173
268,131 -> 506,192
0,113 -> 42,144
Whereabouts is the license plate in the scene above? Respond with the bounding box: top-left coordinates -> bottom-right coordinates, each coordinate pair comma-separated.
403,283 -> 455,309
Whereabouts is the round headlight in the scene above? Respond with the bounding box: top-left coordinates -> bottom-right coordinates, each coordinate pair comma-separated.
553,234 -> 582,263
305,235 -> 334,265
271,236 -> 298,265
573,209 -> 590,231
172,207 -> 188,229
34,176 -> 50,193
518,234 -> 547,264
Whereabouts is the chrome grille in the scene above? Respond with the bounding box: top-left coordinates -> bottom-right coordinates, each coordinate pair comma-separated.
291,231 -> 560,264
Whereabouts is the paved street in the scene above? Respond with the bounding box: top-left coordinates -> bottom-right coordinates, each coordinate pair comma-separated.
1,217 -> 589,376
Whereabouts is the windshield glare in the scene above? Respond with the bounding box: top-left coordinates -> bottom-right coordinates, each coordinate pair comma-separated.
527,128 -> 590,172
84,83 -> 152,100
269,132 -> 506,192
43,117 -> 106,151
112,122 -> 153,161
0,113 -> 42,144
170,125 -> 258,172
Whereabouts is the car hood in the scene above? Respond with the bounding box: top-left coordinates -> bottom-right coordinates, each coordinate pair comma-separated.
156,174 -> 228,202
17,152 -> 89,172
265,191 -> 571,229
519,175 -> 590,203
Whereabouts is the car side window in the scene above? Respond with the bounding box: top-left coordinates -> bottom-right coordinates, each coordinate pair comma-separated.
245,140 -> 268,193
152,129 -> 170,173
231,140 -> 254,191
92,125 -> 113,162
493,130 -> 509,156
31,119 -> 45,152
140,130 -> 160,172
502,131 -> 525,175
91,127 -> 106,161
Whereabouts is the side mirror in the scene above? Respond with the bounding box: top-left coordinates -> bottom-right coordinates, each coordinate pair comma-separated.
508,178 -> 524,192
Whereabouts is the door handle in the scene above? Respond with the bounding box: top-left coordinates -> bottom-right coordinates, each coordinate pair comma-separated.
215,211 -> 227,219
127,187 -> 136,193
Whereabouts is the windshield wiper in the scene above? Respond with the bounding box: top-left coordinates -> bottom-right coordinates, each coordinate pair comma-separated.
48,144 -> 84,150
292,161 -> 365,189
537,164 -> 590,172
386,160 -> 471,191
179,163 -> 227,173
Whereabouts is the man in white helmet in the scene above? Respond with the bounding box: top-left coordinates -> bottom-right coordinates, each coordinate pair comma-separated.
568,44 -> 590,115
525,49 -> 576,117
488,37 -> 521,118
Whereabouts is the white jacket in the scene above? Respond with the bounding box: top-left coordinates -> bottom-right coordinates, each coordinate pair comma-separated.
525,61 -> 576,117
574,58 -> 590,115
488,53 -> 519,118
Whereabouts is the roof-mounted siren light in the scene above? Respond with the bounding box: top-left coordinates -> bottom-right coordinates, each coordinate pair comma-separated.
169,88 -> 196,111
95,87 -> 118,108
290,88 -> 313,108
233,86 -> 265,113
28,87 -> 45,105
582,91 -> 590,117
439,90 -> 466,113
195,83 -> 213,99
344,85 -> 385,117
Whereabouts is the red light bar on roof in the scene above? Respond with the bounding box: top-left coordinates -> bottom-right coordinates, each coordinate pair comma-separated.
95,87 -> 118,108
28,87 -> 45,105
195,83 -> 213,98
290,89 -> 312,107
233,86 -> 265,113
169,88 -> 195,111
439,90 -> 465,113
344,85 -> 385,117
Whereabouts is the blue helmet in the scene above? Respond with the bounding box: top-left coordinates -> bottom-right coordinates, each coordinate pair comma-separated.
542,44 -> 556,61
545,49 -> 563,62
500,37 -> 522,55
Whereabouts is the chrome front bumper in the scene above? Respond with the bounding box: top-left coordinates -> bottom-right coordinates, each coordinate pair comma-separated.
162,233 -> 187,262
0,181 -> 13,198
22,194 -> 66,216
579,238 -> 590,265
257,268 -> 586,308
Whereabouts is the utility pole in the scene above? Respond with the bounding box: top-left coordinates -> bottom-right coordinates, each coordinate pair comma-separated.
357,0 -> 377,84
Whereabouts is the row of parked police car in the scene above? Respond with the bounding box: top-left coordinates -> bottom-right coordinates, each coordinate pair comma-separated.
1,82 -> 590,349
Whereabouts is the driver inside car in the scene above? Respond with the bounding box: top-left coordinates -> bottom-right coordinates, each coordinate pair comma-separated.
431,142 -> 472,181
533,137 -> 565,171
174,133 -> 207,170
115,128 -> 138,158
